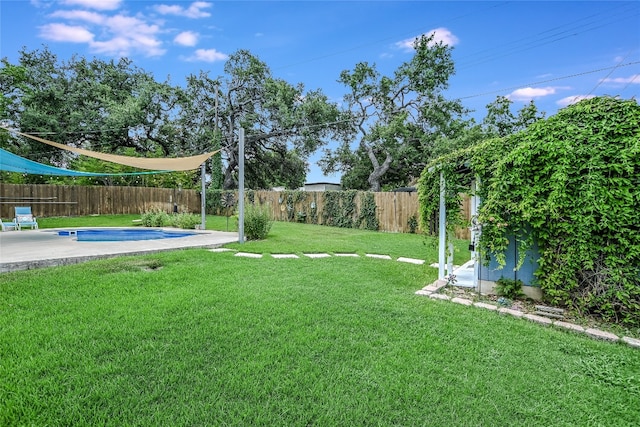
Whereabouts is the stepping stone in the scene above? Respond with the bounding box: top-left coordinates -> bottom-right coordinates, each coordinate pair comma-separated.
421,279 -> 447,293
366,254 -> 392,260
334,253 -> 359,257
415,290 -> 431,296
271,254 -> 299,259
451,297 -> 473,306
429,293 -> 451,301
235,252 -> 263,258
397,257 -> 425,265
209,248 -> 233,252
303,253 -> 331,258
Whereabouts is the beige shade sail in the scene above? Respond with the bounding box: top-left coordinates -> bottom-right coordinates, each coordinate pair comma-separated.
2,127 -> 220,171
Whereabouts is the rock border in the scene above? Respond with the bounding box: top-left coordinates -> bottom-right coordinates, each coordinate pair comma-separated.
415,283 -> 639,350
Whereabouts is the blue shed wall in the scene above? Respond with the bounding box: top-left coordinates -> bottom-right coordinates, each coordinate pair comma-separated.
478,231 -> 540,287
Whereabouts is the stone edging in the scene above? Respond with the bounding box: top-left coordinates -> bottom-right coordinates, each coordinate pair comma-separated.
416,280 -> 640,350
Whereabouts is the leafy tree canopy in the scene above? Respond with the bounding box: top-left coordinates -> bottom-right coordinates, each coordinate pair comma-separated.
321,34 -> 469,191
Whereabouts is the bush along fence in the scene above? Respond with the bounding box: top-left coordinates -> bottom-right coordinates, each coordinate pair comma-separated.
0,183 -> 470,235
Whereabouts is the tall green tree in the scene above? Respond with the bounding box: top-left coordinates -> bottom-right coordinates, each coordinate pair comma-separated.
184,50 -> 348,190
320,34 -> 467,191
2,47 -> 192,185
483,95 -> 545,137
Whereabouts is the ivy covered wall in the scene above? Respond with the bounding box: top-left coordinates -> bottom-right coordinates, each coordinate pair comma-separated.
418,96 -> 640,326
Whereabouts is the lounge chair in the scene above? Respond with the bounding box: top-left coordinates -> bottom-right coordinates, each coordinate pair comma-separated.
1,220 -> 17,231
14,206 -> 39,230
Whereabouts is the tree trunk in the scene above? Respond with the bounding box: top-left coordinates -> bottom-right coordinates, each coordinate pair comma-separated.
223,146 -> 238,190
366,145 -> 393,192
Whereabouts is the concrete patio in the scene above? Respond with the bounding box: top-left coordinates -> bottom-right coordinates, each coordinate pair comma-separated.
0,228 -> 239,273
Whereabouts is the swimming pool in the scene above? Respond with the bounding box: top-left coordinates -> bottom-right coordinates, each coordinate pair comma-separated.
58,228 -> 197,242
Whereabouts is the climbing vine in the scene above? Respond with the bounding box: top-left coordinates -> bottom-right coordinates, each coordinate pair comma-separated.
279,190 -> 308,221
417,96 -> 640,326
357,192 -> 379,231
323,190 -> 357,228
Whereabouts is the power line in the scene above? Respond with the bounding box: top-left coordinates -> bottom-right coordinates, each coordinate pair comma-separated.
622,74 -> 640,93
456,4 -> 639,70
586,51 -> 634,97
458,61 -> 640,100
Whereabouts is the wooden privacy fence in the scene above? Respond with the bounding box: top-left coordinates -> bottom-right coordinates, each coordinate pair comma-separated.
245,190 -> 470,237
0,184 -> 470,237
0,183 -> 200,219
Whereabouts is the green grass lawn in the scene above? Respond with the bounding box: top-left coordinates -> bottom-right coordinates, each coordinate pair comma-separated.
2,217 -> 639,425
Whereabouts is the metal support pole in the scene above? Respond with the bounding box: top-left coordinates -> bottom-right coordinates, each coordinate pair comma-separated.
472,177 -> 480,291
238,128 -> 245,244
200,163 -> 206,230
438,171 -> 446,280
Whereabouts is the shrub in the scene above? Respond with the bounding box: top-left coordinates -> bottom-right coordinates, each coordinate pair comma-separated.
171,213 -> 201,229
495,277 -> 525,300
243,204 -> 272,240
141,207 -> 171,227
407,214 -> 418,234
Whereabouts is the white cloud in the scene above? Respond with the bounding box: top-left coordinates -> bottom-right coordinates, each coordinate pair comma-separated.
94,14 -> 165,56
395,27 -> 459,52
185,48 -> 228,62
50,10 -> 105,24
39,23 -> 94,42
556,95 -> 595,107
41,12 -> 165,57
600,74 -> 640,85
174,31 -> 199,46
155,1 -> 212,18
507,86 -> 561,101
61,0 -> 122,11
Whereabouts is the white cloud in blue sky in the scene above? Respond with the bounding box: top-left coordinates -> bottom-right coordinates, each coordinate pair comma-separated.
61,0 -> 122,11
601,74 -> 640,85
556,95 -> 596,107
507,87 -> 569,102
154,1 -> 212,19
174,31 -> 199,47
39,23 -> 94,43
184,48 -> 228,63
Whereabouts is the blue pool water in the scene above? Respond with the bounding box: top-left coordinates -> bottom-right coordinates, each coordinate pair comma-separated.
58,228 -> 196,242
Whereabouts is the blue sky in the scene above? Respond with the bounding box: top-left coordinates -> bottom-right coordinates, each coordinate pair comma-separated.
1,0 -> 639,183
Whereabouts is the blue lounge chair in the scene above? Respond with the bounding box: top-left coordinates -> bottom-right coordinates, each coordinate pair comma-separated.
1,220 -> 17,231
14,206 -> 39,230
